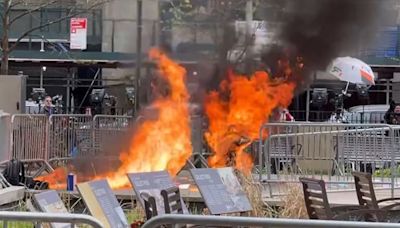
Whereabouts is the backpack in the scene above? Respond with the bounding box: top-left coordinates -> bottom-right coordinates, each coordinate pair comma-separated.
2,160 -> 49,190
2,159 -> 25,186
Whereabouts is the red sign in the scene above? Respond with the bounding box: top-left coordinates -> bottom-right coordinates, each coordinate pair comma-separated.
70,18 -> 87,50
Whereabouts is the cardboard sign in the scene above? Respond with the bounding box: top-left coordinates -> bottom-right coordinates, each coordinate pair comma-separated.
70,18 -> 87,50
33,190 -> 70,228
190,167 -> 252,215
77,180 -> 128,228
127,171 -> 188,214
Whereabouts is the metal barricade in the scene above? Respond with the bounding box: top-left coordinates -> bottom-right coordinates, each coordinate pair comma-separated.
48,114 -> 93,161
93,115 -> 132,155
0,211 -> 103,228
258,123 -> 397,197
0,112 -> 11,162
11,114 -> 48,161
142,214 -> 400,228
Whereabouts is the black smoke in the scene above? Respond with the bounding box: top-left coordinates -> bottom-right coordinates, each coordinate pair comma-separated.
262,0 -> 389,82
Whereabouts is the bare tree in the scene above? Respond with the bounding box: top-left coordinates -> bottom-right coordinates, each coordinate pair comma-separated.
163,0 -> 264,73
1,0 -> 110,75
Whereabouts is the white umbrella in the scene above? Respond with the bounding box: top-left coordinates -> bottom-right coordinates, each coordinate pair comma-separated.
328,57 -> 375,86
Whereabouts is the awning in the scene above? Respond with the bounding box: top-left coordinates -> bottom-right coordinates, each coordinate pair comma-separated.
4,50 -> 211,68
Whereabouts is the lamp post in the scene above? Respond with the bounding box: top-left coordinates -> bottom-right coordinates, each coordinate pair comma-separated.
40,66 -> 46,89
135,0 -> 143,115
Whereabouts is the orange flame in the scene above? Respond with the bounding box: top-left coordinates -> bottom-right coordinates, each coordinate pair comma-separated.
36,167 -> 68,190
38,49 -> 192,190
103,48 -> 193,188
205,69 -> 295,173
38,50 -> 297,190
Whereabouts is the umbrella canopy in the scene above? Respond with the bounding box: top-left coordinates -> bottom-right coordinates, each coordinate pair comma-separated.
327,57 -> 375,85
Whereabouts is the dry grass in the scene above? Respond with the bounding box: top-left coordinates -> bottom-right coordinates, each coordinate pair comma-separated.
235,170 -> 308,219
236,170 -> 270,217
277,184 -> 308,219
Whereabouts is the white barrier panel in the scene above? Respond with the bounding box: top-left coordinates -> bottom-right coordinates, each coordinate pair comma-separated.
0,112 -> 11,162
11,114 -> 48,161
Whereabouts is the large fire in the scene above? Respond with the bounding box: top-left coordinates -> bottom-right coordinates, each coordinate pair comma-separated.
38,48 -> 193,189
204,69 -> 296,174
104,48 -> 193,188
38,50 -> 297,189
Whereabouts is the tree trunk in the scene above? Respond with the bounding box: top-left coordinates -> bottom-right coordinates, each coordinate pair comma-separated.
1,0 -> 10,75
1,49 -> 9,75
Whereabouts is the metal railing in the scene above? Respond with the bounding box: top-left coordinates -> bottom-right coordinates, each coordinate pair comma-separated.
93,115 -> 132,155
290,110 -> 387,124
48,114 -> 93,161
142,214 -> 400,228
11,114 -> 48,161
6,114 -> 133,164
0,211 -> 103,228
257,123 -> 399,197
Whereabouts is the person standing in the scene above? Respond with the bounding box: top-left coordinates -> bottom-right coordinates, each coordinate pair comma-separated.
39,96 -> 55,116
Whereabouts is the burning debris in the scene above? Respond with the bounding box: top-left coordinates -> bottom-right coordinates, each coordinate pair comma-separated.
103,48 -> 193,188
205,69 -> 296,174
38,49 -> 193,189
39,49 -> 296,190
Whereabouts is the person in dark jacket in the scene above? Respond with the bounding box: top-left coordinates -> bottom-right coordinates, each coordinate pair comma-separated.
385,100 -> 400,124
39,96 -> 55,116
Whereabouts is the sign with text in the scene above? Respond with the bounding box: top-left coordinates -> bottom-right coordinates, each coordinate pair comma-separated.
190,167 -> 252,215
128,171 -> 188,214
77,179 -> 128,228
33,190 -> 70,228
70,18 -> 87,50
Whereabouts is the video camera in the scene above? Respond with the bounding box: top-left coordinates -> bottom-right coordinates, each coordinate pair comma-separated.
31,88 -> 47,104
125,87 -> 136,105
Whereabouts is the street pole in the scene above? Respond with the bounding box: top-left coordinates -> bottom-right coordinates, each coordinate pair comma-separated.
135,0 -> 143,115
306,88 -> 310,122
40,67 -> 43,89
245,0 -> 253,74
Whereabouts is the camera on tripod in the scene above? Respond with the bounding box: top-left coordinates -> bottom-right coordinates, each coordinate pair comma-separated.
125,87 -> 136,106
52,95 -> 63,114
90,89 -> 105,115
31,88 -> 46,104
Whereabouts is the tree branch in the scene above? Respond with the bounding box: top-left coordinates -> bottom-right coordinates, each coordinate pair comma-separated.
10,0 -> 25,9
9,0 -> 109,52
9,0 -> 58,25
5,0 -> 24,15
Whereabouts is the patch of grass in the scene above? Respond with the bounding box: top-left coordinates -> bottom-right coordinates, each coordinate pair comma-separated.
0,221 -> 34,228
374,165 -> 400,178
125,206 -> 145,224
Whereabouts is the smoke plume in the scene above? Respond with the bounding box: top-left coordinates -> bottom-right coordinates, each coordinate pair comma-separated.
262,0 -> 389,81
